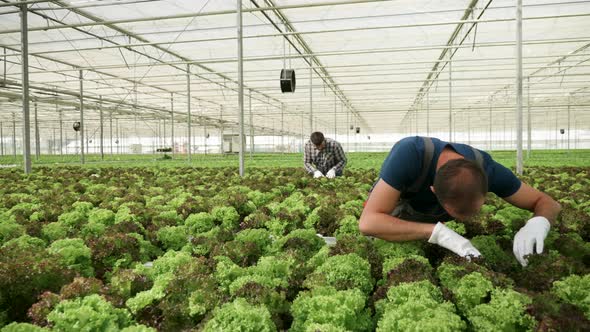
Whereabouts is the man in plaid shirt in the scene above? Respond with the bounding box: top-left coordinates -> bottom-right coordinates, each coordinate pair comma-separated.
304,132 -> 347,178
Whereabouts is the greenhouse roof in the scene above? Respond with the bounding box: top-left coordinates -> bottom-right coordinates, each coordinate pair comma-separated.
0,0 -> 589,136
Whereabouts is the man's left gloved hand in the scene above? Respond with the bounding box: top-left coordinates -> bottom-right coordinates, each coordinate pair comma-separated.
313,170 -> 324,178
513,216 -> 551,266
326,169 -> 336,179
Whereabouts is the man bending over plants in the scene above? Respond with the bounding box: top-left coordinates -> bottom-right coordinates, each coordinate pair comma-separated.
359,136 -> 561,266
304,131 -> 347,179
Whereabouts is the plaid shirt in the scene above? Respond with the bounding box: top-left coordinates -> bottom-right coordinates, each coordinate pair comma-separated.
304,138 -> 347,174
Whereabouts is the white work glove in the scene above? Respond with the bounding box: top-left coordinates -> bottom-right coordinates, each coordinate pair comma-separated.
513,216 -> 550,267
313,170 -> 324,178
326,169 -> 336,179
428,222 -> 481,259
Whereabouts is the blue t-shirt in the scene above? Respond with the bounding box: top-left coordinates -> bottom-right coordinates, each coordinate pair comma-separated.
379,136 -> 521,214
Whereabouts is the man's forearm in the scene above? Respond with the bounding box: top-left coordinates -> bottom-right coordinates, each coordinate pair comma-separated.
304,162 -> 316,173
359,212 -> 435,241
534,195 -> 561,223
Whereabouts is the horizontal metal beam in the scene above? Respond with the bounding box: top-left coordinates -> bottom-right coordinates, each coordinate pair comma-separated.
0,0 -> 393,34
6,0 -> 586,48
15,13 -> 590,57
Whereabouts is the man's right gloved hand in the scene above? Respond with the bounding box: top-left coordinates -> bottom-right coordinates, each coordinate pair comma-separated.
428,222 -> 481,259
313,170 -> 324,178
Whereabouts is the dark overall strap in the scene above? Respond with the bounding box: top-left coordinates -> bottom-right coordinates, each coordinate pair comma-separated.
471,147 -> 484,168
364,137 -> 434,207
406,137 -> 435,193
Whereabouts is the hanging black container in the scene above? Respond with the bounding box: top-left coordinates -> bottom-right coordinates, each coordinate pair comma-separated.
73,121 -> 81,132
280,69 -> 296,93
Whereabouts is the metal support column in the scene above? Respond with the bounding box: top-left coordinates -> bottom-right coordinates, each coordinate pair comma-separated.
34,102 -> 39,159
426,93 -> 430,136
448,51 -> 453,142
12,113 -> 16,159
116,118 -> 120,155
309,60 -> 313,132
346,106 -> 350,152
249,90 -> 253,158
219,107 -> 224,154
20,2 -> 32,173
170,93 -> 175,156
527,77 -> 531,158
79,69 -> 85,164
567,94 -> 571,151
489,97 -> 493,150
58,108 -> 62,156
2,47 -> 6,85
51,127 -> 55,155
186,64 -> 192,162
281,103 -> 284,151
301,108 -> 304,151
99,96 -> 104,160
109,112 -> 113,155
237,0 -> 245,176
0,122 -> 3,156
515,0 -> 523,174
204,122 -> 208,155
334,95 -> 337,138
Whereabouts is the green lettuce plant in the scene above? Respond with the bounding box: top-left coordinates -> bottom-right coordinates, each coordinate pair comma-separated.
203,298 -> 276,332
290,287 -> 372,332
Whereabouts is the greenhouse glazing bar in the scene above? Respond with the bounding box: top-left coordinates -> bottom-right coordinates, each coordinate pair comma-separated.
20,1 -> 31,173
309,61 -> 313,132
12,114 -> 16,159
59,109 -> 62,157
516,0 -> 523,175
34,102 -> 39,159
186,64 -> 191,162
171,93 -> 175,157
31,53 -> 590,77
527,77 -> 531,158
448,50 -> 452,142
237,0 -> 245,176
249,90 -> 253,158
79,69 -> 85,164
100,96 -> 104,160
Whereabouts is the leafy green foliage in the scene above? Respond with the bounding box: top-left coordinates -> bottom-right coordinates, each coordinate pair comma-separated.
1,322 -> 49,331
334,215 -> 360,237
0,165 -> 588,330
304,253 -> 374,295
47,294 -> 134,331
47,238 -> 94,277
491,206 -> 532,236
125,251 -> 193,314
376,280 -> 465,332
471,235 -> 517,272
444,221 -> 466,235
184,212 -> 215,234
552,274 -> 590,319
212,206 -> 240,230
0,220 -> 25,246
452,272 -> 494,314
203,298 -> 276,332
290,287 -> 372,332
156,226 -> 188,251
382,255 -> 430,279
466,288 -> 536,331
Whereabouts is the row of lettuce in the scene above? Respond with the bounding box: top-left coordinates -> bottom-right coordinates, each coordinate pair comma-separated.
0,166 -> 589,331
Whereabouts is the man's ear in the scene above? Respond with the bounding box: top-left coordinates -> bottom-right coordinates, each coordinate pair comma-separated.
430,186 -> 435,193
